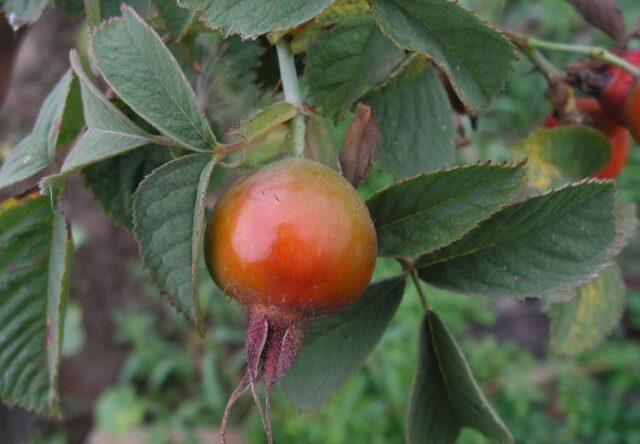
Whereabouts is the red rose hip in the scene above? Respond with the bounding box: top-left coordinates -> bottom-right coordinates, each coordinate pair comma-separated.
599,50 -> 640,122
205,158 -> 377,443
206,157 -> 377,315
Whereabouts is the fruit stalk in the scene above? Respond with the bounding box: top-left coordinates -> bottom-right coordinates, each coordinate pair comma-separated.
275,39 -> 306,157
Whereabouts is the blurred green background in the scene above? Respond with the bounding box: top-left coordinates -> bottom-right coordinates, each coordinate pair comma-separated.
2,0 -> 640,443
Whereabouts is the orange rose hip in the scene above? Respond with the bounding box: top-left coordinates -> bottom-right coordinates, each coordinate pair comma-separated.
206,157 -> 377,315
205,158 -> 377,443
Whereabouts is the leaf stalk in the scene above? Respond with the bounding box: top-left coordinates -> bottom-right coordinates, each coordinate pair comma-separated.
410,269 -> 429,311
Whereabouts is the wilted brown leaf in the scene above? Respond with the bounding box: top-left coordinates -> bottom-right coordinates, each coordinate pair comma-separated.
567,0 -> 626,46
340,103 -> 380,186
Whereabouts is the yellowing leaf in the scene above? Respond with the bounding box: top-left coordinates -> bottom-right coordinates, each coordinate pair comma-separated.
549,264 -> 626,356
511,126 -> 610,190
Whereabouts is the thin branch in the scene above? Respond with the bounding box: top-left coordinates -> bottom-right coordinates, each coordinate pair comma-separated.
505,29 -> 640,78
503,29 -> 562,79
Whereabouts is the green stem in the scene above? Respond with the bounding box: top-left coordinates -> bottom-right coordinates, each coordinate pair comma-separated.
275,40 -> 306,157
531,38 -> 640,77
409,269 -> 429,311
506,30 -> 640,78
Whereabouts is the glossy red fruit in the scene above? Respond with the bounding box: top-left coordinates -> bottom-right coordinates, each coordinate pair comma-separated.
205,158 -> 377,444
599,50 -> 640,123
544,98 -> 630,179
206,157 -> 377,317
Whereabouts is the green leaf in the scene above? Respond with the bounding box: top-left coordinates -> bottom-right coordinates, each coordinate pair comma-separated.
549,264 -> 626,356
230,101 -> 297,141
304,114 -> 340,169
100,0 -> 154,20
45,199 -> 73,411
177,0 -> 333,39
194,34 -> 266,128
133,154 -> 216,335
367,163 -> 526,258
407,311 -> 512,443
231,102 -> 297,168
511,126 -> 611,190
83,146 -> 173,230
56,78 -> 84,148
0,70 -> 75,189
0,191 -> 72,414
155,0 -> 197,41
306,14 -> 405,119
371,0 -> 516,111
239,125 -> 292,168
90,5 -> 216,151
230,104 -> 336,171
366,57 -> 455,178
281,276 -> 406,410
59,50 -> 153,174
417,182 -> 618,297
2,0 -> 50,28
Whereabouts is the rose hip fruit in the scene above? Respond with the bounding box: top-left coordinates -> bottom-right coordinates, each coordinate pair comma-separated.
206,157 -> 376,315
624,82 -> 640,145
544,98 -> 630,179
598,50 -> 640,123
205,158 -> 377,443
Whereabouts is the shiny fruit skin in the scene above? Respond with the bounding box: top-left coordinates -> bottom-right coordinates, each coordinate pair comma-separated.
599,50 -> 640,122
544,98 -> 630,179
205,158 -> 377,317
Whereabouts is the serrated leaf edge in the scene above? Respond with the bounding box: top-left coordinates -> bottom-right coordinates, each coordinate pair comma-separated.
368,160 -> 528,258
131,153 -> 211,331
178,0 -> 333,40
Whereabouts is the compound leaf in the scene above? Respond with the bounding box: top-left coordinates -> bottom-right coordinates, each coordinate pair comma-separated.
417,182 -> 618,297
